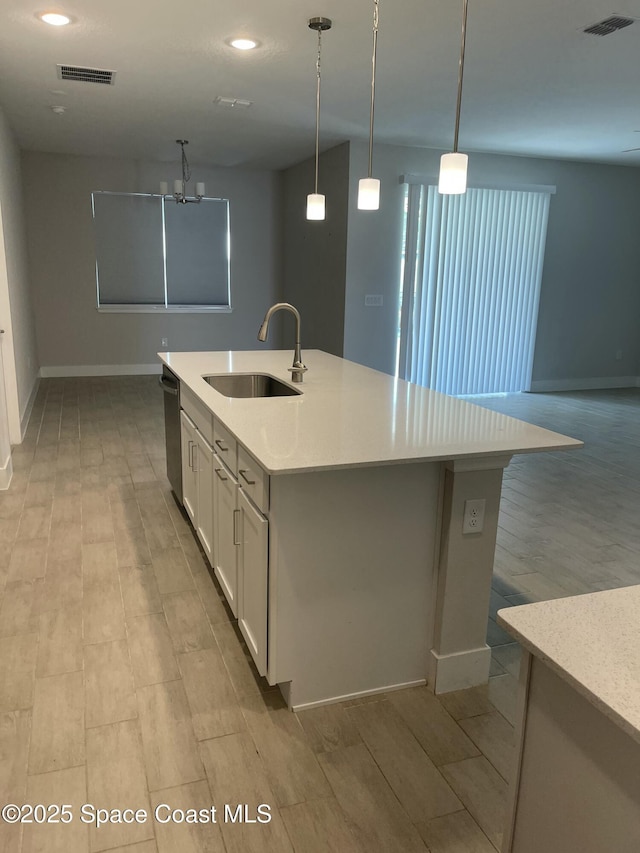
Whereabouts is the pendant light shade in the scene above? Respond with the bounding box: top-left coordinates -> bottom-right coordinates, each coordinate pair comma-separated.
439,0 -> 470,195
358,178 -> 381,210
438,152 -> 468,194
307,17 -> 332,221
357,0 -> 381,211
306,193 -> 326,220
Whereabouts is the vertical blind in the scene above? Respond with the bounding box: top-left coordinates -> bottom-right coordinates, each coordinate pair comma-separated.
398,183 -> 552,395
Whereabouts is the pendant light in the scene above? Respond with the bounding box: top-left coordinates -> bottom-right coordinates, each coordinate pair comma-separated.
307,17 -> 332,221
357,0 -> 381,210
439,0 -> 469,195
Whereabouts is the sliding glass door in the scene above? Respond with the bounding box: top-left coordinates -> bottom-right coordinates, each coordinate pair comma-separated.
398,182 -> 552,395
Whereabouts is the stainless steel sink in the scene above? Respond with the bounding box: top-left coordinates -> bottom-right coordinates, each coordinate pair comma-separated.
203,373 -> 301,398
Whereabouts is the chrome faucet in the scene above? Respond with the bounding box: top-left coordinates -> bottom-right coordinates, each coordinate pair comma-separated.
257,302 -> 307,383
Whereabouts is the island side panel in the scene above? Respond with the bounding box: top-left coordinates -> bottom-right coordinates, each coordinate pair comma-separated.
268,462 -> 441,710
506,658 -> 640,853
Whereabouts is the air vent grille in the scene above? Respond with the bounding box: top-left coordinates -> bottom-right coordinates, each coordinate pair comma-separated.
213,96 -> 253,109
583,16 -> 634,36
57,65 -> 116,85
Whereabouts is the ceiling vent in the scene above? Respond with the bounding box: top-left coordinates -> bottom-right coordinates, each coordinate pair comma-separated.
213,96 -> 253,109
583,15 -> 634,36
57,64 -> 116,85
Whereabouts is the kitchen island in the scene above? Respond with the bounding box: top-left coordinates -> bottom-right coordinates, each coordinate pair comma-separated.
159,349 -> 581,710
498,586 -> 640,853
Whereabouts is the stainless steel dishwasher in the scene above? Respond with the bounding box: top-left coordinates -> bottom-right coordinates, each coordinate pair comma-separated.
159,366 -> 182,503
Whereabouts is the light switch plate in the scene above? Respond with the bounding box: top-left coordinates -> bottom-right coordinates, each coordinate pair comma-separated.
365,294 -> 383,307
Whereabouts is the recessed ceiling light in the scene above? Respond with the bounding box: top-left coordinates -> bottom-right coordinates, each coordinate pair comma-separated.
228,38 -> 259,51
38,11 -> 72,26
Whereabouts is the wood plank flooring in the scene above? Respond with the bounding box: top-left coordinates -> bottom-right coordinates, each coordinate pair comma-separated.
0,377 -> 638,852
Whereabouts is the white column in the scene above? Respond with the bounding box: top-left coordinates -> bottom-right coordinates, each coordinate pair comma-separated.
0,332 -> 13,489
0,201 -> 22,446
428,455 -> 512,693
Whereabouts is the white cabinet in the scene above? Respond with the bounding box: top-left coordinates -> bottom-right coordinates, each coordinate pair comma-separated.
182,400 -> 270,678
195,431 -> 214,565
213,454 -> 239,616
180,410 -> 198,524
180,410 -> 214,566
213,419 -> 236,467
238,488 -> 269,677
237,444 -> 269,512
212,444 -> 269,674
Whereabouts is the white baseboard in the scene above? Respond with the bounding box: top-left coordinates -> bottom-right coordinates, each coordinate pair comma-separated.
20,375 -> 40,441
0,452 -> 12,490
289,678 -> 427,712
428,646 -> 492,694
529,376 -> 640,393
39,363 -> 162,378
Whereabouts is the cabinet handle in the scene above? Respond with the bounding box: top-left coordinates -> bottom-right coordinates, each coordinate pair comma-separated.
238,468 -> 255,485
214,467 -> 228,482
233,509 -> 240,546
215,439 -> 228,452
188,440 -> 195,470
159,375 -> 178,396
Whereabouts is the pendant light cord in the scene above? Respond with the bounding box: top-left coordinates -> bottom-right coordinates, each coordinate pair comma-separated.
314,29 -> 322,195
453,0 -> 469,153
367,0 -> 379,178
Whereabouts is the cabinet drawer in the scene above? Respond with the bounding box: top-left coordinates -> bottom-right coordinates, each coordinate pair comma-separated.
181,386 -> 214,445
237,444 -> 269,512
213,419 -> 237,474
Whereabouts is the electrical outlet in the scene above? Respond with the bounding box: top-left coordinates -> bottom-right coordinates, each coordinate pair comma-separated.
462,498 -> 486,535
161,337 -> 168,348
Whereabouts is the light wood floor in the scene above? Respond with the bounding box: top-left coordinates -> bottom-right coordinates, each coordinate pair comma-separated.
0,379 -> 638,852
479,387 -> 640,721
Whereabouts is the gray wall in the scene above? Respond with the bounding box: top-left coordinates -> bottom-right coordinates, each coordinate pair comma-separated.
344,141 -> 640,383
282,142 -> 350,357
22,151 -> 284,371
0,108 -> 39,439
20,141 -> 640,385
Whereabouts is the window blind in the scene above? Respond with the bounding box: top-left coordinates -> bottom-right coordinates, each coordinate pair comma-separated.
92,192 -> 230,309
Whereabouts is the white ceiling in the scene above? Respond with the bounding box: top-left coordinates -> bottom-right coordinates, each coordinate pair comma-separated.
2,0 -> 640,170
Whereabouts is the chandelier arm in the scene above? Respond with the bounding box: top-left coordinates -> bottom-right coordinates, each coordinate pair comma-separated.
182,147 -> 191,184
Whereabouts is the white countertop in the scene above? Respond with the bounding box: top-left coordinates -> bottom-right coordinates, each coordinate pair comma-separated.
498,586 -> 640,745
159,349 -> 582,474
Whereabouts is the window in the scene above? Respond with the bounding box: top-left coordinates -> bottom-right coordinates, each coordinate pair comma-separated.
398,181 -> 553,395
91,192 -> 231,312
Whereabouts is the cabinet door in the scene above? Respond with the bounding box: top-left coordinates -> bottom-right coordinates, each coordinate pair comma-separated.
213,455 -> 239,616
238,489 -> 269,677
180,410 -> 198,524
196,432 -> 214,567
